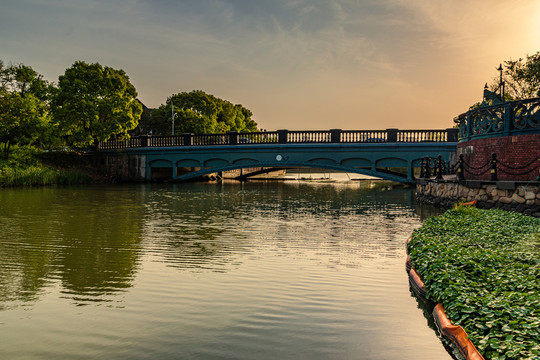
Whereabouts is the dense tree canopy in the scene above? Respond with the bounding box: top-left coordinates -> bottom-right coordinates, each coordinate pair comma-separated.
54,61 -> 142,149
1,59 -> 258,159
503,51 -> 540,100
140,90 -> 258,135
0,61 -> 52,159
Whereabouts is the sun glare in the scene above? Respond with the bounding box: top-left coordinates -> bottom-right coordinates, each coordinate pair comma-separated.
530,4 -> 540,43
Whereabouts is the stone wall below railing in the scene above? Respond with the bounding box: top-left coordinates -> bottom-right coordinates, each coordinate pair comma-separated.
416,180 -> 540,217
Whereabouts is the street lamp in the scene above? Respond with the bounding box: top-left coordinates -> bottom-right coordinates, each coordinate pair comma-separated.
497,64 -> 505,101
170,99 -> 175,136
169,98 -> 176,145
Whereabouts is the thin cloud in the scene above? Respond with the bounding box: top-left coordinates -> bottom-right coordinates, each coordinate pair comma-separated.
1,0 -> 538,130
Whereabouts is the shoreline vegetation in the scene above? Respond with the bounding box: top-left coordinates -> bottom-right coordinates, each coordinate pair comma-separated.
408,206 -> 540,360
0,165 -> 92,187
0,146 -> 95,187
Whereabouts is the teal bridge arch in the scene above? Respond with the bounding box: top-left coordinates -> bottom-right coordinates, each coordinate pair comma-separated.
100,128 -> 458,184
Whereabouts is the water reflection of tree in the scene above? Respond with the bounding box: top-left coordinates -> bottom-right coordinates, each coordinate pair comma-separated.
0,187 -> 144,308
141,185 -> 252,271
58,202 -> 143,302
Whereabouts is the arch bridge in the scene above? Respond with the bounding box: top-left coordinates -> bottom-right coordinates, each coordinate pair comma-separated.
100,128 -> 458,184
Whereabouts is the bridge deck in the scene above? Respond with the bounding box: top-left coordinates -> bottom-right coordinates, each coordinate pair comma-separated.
101,132 -> 458,184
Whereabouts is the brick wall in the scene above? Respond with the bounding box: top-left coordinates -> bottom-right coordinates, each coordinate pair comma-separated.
457,134 -> 540,181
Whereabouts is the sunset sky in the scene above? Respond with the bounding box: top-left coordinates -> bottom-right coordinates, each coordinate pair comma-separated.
1,0 -> 539,130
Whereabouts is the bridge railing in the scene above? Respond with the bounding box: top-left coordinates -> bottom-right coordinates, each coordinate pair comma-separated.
192,134 -> 228,146
149,136 -> 185,147
340,130 -> 387,142
98,128 -> 459,150
287,130 -> 331,143
98,137 -> 143,150
397,130 -> 448,142
454,97 -> 540,142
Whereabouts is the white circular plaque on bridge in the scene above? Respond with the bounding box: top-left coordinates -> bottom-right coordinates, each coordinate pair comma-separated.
276,155 -> 282,161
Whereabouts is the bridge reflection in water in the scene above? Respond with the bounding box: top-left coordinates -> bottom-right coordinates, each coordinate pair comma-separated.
100,128 -> 458,184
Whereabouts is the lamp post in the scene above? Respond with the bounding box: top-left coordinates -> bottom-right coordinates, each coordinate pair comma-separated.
171,100 -> 175,136
169,98 -> 176,145
497,64 -> 505,101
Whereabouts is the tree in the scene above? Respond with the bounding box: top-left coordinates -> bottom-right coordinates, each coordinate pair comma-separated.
0,61 -> 52,101
467,52 -> 540,111
0,61 -> 52,159
503,51 -> 540,100
145,90 -> 258,135
0,90 -> 50,159
54,61 -> 142,149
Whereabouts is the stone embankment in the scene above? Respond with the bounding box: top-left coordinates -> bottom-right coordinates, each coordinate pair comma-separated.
416,180 -> 540,217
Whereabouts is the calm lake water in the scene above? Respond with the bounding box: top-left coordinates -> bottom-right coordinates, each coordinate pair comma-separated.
0,181 -> 451,359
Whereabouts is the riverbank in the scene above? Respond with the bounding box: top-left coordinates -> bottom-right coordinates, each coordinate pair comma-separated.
416,179 -> 540,218
0,165 -> 92,187
407,207 -> 540,360
0,149 -> 102,187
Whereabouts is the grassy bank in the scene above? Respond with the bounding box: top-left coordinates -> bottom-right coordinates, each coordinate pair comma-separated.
0,165 -> 92,187
408,207 -> 539,360
0,146 -> 93,187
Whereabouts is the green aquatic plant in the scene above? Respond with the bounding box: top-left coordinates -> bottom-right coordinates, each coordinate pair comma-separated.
408,208 -> 540,360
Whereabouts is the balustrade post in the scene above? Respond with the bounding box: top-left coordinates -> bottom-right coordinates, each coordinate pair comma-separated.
183,133 -> 193,146
277,129 -> 288,144
330,129 -> 341,143
228,131 -> 238,145
490,153 -> 498,181
425,156 -> 431,178
457,154 -> 465,181
386,128 -> 398,142
140,135 -> 148,148
436,155 -> 443,180
446,128 -> 458,142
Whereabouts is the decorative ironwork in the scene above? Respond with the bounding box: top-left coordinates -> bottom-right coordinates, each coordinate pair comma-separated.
435,155 -> 444,180
424,156 -> 431,178
512,99 -> 540,130
455,97 -> 540,141
470,107 -> 504,135
419,152 -> 540,182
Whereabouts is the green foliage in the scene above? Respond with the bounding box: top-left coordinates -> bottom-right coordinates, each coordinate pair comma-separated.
54,61 -> 142,149
0,165 -> 92,187
144,90 -> 258,135
0,60 -> 53,101
0,145 -> 41,169
504,52 -> 540,100
0,61 -> 53,159
0,145 -> 92,186
0,90 -> 51,158
408,208 -> 540,360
